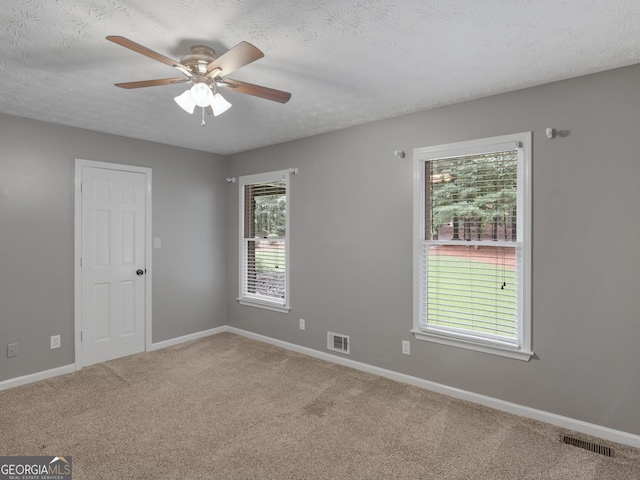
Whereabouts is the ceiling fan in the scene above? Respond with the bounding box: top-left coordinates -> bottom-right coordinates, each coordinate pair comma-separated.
106,36 -> 291,120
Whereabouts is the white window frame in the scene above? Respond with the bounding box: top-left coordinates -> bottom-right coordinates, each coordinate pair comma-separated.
412,132 -> 533,361
238,169 -> 291,313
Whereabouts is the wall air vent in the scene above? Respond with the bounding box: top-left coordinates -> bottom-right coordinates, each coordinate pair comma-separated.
327,332 -> 350,354
561,435 -> 614,457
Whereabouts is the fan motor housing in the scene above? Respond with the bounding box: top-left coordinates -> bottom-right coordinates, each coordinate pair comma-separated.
180,45 -> 216,74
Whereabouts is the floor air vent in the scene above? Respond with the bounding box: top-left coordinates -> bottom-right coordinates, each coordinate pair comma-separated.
327,332 -> 350,354
561,435 -> 614,457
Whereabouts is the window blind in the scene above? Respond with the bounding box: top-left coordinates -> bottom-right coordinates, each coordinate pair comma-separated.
422,149 -> 521,345
242,239 -> 286,299
423,244 -> 519,343
426,151 -> 518,242
242,179 -> 287,303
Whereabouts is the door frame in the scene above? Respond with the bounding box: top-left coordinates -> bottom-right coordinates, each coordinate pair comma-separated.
74,158 -> 153,369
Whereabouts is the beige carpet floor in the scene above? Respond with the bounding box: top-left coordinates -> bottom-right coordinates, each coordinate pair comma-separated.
1,332 -> 639,479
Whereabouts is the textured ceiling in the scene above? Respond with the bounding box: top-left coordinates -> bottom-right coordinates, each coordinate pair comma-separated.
1,0 -> 639,155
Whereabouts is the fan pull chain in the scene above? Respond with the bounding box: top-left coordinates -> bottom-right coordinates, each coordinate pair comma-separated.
201,107 -> 206,126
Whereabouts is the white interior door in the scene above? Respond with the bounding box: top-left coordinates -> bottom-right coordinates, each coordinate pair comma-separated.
79,164 -> 148,366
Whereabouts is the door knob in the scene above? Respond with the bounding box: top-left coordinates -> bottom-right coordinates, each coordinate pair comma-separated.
136,269 -> 144,276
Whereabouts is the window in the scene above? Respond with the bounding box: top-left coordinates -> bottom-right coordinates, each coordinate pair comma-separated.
238,170 -> 290,313
413,133 -> 532,360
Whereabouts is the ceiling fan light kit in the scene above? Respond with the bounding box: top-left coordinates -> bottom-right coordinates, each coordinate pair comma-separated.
190,82 -> 214,107
210,92 -> 232,115
174,89 -> 196,114
174,85 -> 233,117
106,35 -> 291,123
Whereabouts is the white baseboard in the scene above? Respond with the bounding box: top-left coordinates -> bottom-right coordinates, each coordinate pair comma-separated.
225,326 -> 640,449
0,364 -> 76,392
149,326 -> 226,351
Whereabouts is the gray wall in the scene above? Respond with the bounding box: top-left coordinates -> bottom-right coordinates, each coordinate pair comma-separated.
0,115 -> 227,382
226,64 -> 640,436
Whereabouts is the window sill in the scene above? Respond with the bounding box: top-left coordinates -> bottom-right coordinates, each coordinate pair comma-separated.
410,329 -> 533,361
237,297 -> 290,314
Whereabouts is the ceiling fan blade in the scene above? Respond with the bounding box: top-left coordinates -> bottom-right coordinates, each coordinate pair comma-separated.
106,36 -> 193,77
206,41 -> 264,76
219,78 -> 291,103
114,78 -> 190,89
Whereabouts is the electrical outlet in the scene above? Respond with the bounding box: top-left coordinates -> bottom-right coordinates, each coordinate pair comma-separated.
50,335 -> 61,349
7,343 -> 18,358
402,340 -> 411,355
299,318 -> 305,330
